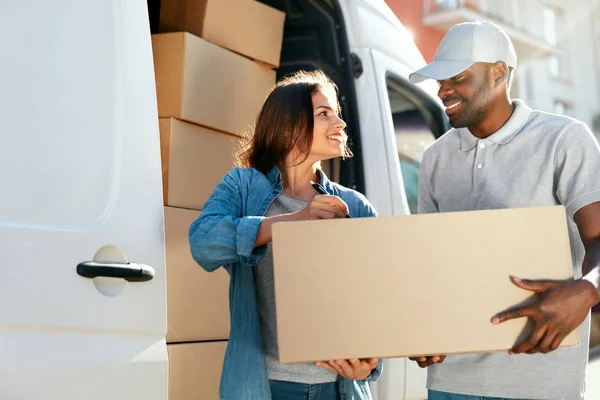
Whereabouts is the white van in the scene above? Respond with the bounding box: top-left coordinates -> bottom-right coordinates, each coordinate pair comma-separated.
0,0 -> 448,399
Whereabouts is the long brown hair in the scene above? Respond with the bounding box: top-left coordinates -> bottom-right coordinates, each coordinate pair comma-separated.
236,70 -> 352,173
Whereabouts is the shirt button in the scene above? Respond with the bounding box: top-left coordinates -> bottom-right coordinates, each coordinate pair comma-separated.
479,143 -> 486,149
477,163 -> 483,169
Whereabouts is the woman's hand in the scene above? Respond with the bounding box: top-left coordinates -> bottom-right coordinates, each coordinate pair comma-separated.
255,195 -> 349,247
295,195 -> 349,220
316,358 -> 379,381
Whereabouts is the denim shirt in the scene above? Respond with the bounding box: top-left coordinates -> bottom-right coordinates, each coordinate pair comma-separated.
189,166 -> 383,400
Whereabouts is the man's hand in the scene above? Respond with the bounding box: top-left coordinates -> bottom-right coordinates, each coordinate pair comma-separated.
408,355 -> 446,368
315,358 -> 378,381
491,276 -> 599,355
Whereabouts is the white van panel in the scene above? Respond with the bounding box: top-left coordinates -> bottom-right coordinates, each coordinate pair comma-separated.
338,0 -> 427,71
339,1 -> 442,219
350,48 -> 397,217
0,0 -> 167,398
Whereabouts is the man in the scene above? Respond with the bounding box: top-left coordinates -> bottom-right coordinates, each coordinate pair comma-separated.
592,305 -> 600,347
409,21 -> 600,400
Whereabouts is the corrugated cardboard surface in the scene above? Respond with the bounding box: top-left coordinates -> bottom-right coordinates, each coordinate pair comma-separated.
168,341 -> 227,400
272,206 -> 579,363
165,206 -> 230,343
160,118 -> 240,210
152,33 -> 185,119
159,0 -> 208,35
159,0 -> 285,67
152,32 -> 275,136
203,0 -> 285,67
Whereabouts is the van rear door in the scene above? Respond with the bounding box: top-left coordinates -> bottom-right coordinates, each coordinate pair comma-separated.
0,1 -> 167,399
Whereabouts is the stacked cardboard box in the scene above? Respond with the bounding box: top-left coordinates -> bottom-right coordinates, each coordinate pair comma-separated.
152,32 -> 277,136
152,1 -> 285,398
159,0 -> 284,69
168,341 -> 228,400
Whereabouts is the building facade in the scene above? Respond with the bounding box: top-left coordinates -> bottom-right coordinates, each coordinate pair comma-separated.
386,0 -> 600,138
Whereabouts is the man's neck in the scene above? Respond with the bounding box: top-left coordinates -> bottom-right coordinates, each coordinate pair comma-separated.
469,98 -> 515,139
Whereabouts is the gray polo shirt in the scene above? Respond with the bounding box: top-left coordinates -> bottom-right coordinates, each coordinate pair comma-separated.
418,100 -> 600,399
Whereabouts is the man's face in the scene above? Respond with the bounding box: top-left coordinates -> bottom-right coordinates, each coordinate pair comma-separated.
437,64 -> 494,129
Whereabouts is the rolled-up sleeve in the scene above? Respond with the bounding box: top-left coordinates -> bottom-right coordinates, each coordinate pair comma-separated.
365,359 -> 383,382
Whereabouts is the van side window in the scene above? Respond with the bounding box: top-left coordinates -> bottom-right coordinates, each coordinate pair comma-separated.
386,76 -> 439,214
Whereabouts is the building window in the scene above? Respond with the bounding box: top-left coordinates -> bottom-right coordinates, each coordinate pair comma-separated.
548,55 -> 560,77
436,0 -> 458,10
544,7 -> 570,79
543,7 -> 558,46
554,100 -> 572,116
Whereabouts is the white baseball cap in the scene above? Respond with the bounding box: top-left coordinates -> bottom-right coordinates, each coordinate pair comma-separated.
409,21 -> 517,84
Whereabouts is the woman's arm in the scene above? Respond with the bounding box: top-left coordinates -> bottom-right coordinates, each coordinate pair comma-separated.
189,171 -> 352,271
189,172 -> 266,271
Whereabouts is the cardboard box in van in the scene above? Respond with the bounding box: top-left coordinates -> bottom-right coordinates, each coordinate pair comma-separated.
152,32 -> 275,136
168,340 -> 227,399
159,0 -> 285,68
271,206 -> 579,363
160,118 -> 240,210
165,206 -> 230,343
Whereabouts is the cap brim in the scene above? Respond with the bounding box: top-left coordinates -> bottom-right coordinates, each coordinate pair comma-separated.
409,60 -> 476,84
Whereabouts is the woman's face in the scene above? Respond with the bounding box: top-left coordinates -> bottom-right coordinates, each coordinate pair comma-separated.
309,88 -> 347,161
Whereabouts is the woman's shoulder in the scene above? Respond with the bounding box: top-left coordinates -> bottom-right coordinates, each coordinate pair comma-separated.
329,182 -> 377,217
218,168 -> 278,207
329,181 -> 365,200
222,167 -> 271,186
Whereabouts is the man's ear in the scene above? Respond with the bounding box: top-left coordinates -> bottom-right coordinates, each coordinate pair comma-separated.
493,62 -> 509,87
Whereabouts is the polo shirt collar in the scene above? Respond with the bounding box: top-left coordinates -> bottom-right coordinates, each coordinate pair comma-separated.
460,99 -> 532,151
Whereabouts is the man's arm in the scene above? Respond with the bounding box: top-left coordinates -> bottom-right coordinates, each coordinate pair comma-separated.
492,121 -> 600,355
577,202 -> 600,293
492,201 -> 600,354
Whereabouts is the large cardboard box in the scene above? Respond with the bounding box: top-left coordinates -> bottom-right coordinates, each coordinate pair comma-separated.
272,206 -> 579,363
160,118 -> 240,210
165,206 -> 230,343
159,0 -> 285,68
152,32 -> 275,136
168,341 -> 227,399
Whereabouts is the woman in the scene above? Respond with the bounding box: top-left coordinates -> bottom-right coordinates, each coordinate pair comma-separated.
189,70 -> 382,400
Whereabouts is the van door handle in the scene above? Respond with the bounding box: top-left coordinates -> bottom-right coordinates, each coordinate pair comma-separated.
77,261 -> 155,282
